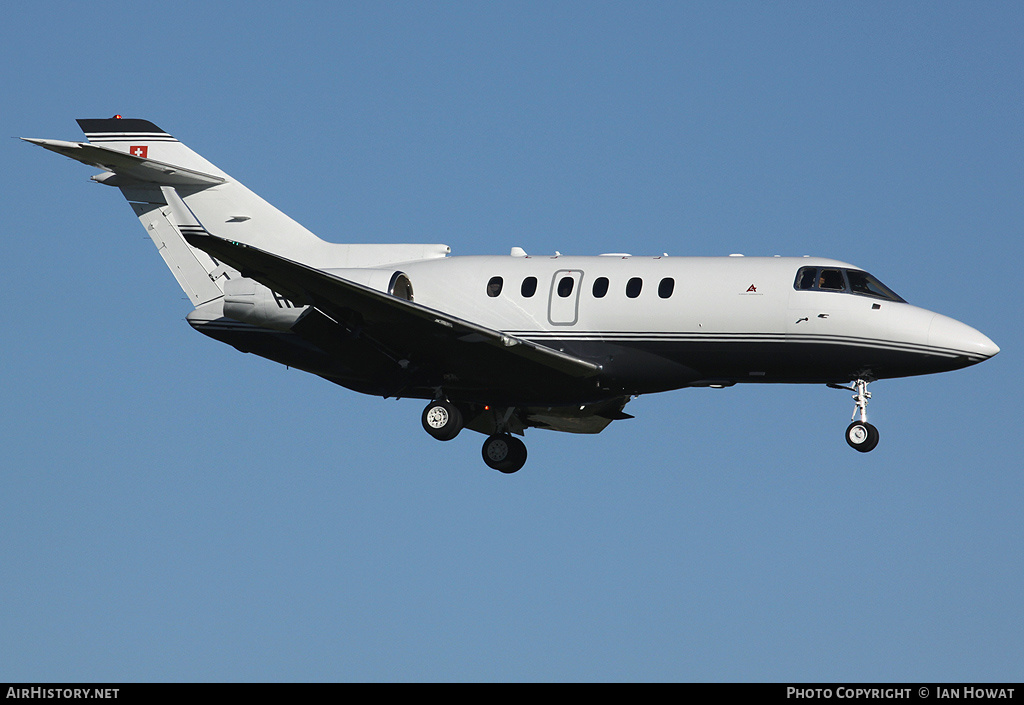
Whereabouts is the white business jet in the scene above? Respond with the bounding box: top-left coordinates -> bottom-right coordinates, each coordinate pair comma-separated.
25,118 -> 999,473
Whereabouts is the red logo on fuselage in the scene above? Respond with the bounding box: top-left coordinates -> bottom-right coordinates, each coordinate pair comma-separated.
130,145 -> 148,158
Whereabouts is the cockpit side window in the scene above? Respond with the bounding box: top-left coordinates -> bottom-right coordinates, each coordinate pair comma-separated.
846,270 -> 905,302
793,266 -> 846,292
818,269 -> 845,291
793,266 -> 905,302
796,267 -> 816,290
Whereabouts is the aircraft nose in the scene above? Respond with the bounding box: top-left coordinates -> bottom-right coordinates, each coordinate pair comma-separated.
928,313 -> 999,362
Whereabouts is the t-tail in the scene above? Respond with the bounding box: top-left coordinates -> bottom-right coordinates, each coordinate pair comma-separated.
23,117 -> 450,309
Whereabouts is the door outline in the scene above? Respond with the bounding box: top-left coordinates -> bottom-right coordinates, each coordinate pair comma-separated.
548,269 -> 584,326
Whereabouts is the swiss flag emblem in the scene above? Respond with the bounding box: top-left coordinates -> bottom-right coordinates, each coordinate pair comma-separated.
130,145 -> 148,158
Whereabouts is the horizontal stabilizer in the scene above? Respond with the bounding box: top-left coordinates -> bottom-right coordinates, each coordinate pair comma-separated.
21,137 -> 224,186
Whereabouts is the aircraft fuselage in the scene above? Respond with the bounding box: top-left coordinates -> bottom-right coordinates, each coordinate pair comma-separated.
188,253 -> 996,406
402,254 -> 994,389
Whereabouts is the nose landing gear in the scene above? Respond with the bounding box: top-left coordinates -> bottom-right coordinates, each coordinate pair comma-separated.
845,419 -> 879,452
830,379 -> 880,453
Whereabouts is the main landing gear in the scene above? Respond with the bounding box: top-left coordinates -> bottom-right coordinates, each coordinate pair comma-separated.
481,434 -> 528,474
421,400 -> 462,442
420,399 -> 528,473
829,379 -> 879,453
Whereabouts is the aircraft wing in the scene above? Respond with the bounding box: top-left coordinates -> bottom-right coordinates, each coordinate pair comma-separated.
180,230 -> 603,388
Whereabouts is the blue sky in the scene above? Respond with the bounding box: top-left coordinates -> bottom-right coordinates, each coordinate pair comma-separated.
2,1 -> 1021,682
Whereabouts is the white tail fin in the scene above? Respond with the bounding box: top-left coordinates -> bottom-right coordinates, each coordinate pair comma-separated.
75,117 -> 339,261
25,117 -> 451,309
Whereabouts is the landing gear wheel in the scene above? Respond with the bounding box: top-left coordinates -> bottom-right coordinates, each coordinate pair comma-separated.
845,421 -> 879,453
421,401 -> 463,441
481,434 -> 528,473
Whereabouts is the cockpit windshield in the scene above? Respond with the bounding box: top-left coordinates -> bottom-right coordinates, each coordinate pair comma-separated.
794,266 -> 905,302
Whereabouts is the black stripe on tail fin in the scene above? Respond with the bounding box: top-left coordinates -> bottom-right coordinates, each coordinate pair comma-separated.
77,117 -> 177,143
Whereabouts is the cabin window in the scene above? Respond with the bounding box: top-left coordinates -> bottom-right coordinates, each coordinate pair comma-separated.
658,277 -> 675,298
626,277 -> 643,298
521,276 -> 537,298
593,277 -> 609,298
487,276 -> 503,297
557,276 -> 575,298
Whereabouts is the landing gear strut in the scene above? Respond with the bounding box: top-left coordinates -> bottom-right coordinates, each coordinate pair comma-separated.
830,379 -> 879,453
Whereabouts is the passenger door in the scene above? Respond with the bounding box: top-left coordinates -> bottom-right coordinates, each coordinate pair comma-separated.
548,269 -> 584,326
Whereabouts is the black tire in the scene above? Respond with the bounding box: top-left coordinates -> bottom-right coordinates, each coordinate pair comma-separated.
481,434 -> 528,473
845,421 -> 880,453
421,401 -> 463,441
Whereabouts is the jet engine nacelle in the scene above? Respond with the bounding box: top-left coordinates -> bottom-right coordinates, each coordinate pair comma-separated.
222,269 -> 413,331
323,269 -> 415,302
